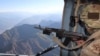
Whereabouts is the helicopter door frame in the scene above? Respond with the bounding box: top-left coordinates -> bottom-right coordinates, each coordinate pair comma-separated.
61,0 -> 75,56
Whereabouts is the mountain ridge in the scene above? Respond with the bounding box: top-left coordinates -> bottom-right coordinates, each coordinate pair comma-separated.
0,24 -> 60,55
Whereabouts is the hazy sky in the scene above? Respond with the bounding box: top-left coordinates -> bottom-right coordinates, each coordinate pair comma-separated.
0,0 -> 64,34
0,0 -> 64,14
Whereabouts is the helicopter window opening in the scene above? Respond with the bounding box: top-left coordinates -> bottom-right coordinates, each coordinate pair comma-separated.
88,13 -> 99,20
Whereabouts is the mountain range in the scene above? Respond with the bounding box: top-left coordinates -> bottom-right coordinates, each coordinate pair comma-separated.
0,24 -> 60,56
0,12 -> 62,34
0,12 -> 61,56
0,12 -> 34,34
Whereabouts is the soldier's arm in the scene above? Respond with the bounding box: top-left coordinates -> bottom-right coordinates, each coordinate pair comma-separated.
89,30 -> 100,39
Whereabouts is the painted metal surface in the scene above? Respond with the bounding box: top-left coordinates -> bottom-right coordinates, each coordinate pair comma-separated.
62,0 -> 74,30
61,0 -> 75,56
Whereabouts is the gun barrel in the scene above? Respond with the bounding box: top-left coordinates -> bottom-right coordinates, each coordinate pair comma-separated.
34,25 -> 44,30
34,25 -> 88,40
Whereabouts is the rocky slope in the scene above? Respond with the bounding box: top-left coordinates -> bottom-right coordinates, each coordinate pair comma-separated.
0,24 -> 60,56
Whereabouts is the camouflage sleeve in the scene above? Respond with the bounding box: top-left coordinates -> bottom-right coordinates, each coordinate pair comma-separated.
80,30 -> 100,56
89,30 -> 100,39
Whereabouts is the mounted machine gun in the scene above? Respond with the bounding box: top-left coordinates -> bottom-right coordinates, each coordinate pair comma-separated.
34,25 -> 88,56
